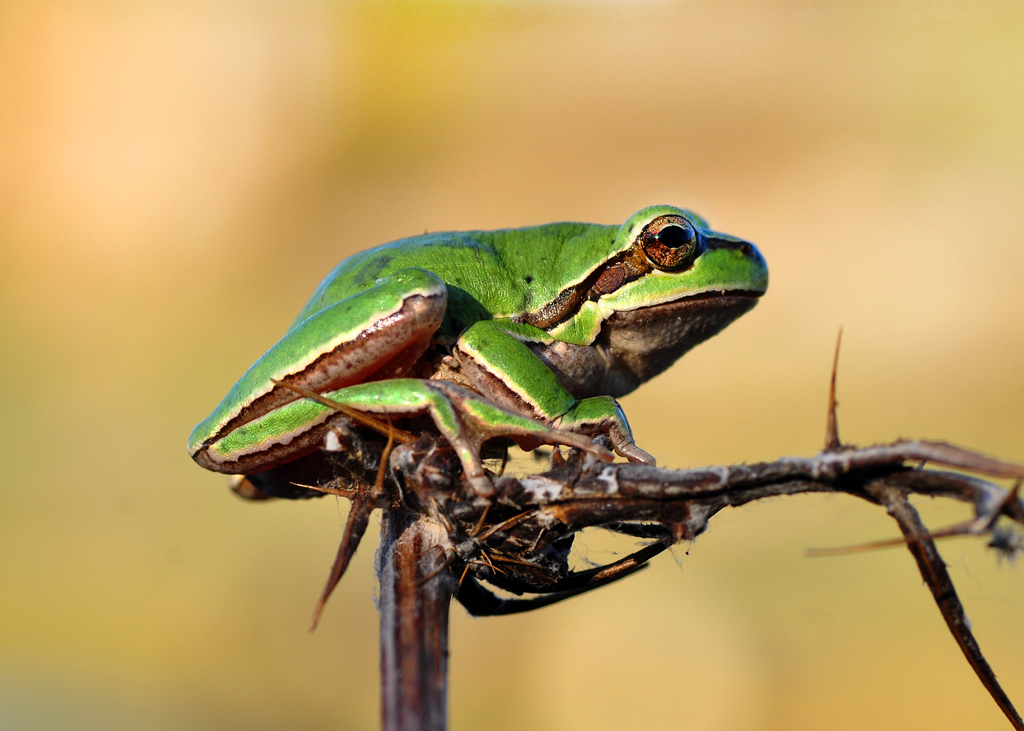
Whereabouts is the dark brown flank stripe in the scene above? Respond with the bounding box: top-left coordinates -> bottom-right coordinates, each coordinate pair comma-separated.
202,291 -> 445,448
519,243 -> 651,330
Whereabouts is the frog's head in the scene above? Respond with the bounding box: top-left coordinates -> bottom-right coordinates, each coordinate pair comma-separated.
546,205 -> 768,396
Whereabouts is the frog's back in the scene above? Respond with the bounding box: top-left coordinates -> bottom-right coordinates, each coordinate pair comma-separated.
294,221 -> 623,339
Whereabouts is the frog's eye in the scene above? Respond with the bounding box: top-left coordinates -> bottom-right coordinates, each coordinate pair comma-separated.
640,216 -> 700,271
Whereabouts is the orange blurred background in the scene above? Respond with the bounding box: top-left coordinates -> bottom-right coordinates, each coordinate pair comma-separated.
2,1 -> 1023,729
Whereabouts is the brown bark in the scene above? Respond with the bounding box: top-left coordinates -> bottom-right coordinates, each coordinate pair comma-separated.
378,507 -> 454,731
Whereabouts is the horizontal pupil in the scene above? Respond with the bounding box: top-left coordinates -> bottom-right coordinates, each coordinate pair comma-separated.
657,225 -> 692,249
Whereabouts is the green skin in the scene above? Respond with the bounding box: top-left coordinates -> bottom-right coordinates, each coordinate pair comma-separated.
188,205 -> 768,495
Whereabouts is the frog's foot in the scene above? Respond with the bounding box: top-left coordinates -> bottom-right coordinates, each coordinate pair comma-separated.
555,396 -> 656,466
310,379 -> 613,497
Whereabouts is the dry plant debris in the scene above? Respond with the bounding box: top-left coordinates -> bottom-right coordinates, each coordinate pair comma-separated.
235,344 -> 1024,730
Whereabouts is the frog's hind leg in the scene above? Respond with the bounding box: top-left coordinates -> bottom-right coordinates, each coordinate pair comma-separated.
201,269 -> 446,443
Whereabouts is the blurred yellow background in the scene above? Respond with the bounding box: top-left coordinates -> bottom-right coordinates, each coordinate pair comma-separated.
2,1 -> 1023,729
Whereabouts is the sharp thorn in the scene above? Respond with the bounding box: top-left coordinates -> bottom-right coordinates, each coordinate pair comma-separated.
825,327 -> 843,451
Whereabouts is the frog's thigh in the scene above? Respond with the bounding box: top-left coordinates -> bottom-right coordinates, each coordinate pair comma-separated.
222,268 -> 448,426
454,320 -> 576,420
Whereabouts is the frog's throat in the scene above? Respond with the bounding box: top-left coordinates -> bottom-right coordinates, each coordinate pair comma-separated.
596,292 -> 761,397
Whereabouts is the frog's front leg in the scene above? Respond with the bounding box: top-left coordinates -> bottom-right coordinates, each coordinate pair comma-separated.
454,320 -> 656,465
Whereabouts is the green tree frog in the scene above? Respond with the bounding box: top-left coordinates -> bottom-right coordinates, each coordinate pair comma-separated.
188,205 -> 767,496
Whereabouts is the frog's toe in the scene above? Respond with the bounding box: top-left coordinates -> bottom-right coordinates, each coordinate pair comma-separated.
615,441 -> 656,466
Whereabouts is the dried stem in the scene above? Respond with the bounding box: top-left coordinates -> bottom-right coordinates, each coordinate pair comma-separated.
378,506 -> 455,731
871,484 -> 1023,730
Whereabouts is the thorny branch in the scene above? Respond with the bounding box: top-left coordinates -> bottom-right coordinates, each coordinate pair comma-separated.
251,346 -> 1024,729
278,423 -> 1024,729
505,446 -> 1024,727
872,484 -> 1021,728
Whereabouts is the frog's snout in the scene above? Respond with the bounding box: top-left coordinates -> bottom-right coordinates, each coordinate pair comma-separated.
702,232 -> 768,292
740,239 -> 768,275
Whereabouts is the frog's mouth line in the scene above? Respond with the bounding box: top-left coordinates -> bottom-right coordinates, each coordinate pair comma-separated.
671,288 -> 765,304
